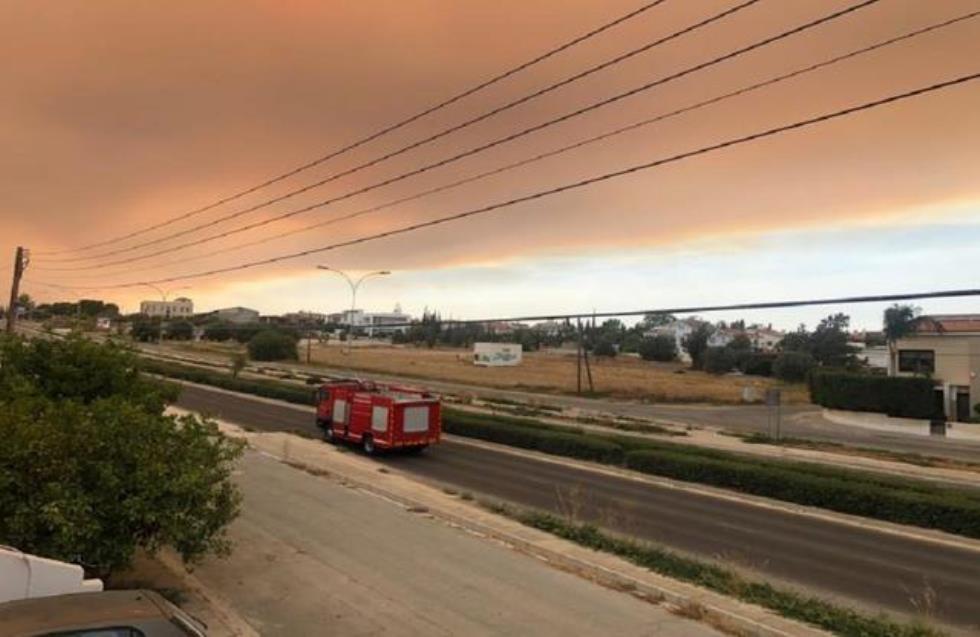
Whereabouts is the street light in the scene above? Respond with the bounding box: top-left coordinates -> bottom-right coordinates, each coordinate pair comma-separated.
316,266 -> 390,354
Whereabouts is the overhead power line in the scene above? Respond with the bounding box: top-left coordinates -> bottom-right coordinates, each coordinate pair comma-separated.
41,0 -> 761,265
36,9 -> 979,279
32,0 -> 670,257
285,288 -> 980,328
40,0 -> 878,272
32,70 -> 979,292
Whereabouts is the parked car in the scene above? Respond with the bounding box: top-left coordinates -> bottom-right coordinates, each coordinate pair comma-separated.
0,590 -> 206,637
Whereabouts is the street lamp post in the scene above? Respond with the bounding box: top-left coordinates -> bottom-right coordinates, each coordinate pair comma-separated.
316,266 -> 390,354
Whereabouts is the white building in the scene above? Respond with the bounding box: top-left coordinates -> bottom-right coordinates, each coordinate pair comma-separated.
745,327 -> 784,352
707,330 -> 736,348
328,305 -> 412,336
140,297 -> 193,319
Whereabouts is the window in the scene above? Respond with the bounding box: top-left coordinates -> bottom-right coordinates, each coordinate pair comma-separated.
898,349 -> 935,374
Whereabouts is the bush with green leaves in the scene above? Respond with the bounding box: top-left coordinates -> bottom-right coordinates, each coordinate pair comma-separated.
809,371 -> 937,419
637,335 -> 677,362
0,336 -> 243,576
703,346 -> 736,375
165,320 -> 194,341
592,338 -> 617,358
130,319 -> 161,342
247,330 -> 298,361
772,351 -> 814,382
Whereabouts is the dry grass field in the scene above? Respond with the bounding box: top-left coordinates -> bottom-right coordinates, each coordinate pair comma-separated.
165,340 -> 808,404
308,344 -> 809,405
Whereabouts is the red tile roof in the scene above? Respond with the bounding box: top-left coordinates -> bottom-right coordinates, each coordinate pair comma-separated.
914,315 -> 980,334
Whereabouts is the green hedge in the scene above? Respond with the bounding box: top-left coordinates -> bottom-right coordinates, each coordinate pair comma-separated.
443,410 -> 623,464
624,449 -> 980,538
140,359 -> 313,406
809,371 -> 937,418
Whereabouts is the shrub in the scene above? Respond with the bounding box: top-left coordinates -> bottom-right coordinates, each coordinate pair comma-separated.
703,347 -> 736,375
130,319 -> 161,342
809,371 -> 937,419
739,353 -> 775,377
0,336 -> 243,576
772,351 -> 814,382
203,322 -> 233,341
638,335 -> 677,362
624,449 -> 980,538
442,411 -> 623,464
593,338 -> 617,358
165,320 -> 194,341
247,330 -> 298,361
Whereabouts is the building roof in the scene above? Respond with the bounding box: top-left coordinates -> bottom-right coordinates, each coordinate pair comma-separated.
914,314 -> 980,334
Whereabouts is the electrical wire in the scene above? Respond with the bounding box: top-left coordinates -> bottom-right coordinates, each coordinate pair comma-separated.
39,0 -> 761,265
30,70 -> 979,291
34,9 -> 979,280
40,0 -> 879,271
32,0 -> 672,257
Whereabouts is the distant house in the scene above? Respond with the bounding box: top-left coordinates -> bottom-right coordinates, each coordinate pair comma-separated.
644,318 -> 702,363
140,297 -> 193,319
890,314 -> 980,421
327,305 -> 412,336
744,327 -> 783,352
707,330 -> 735,348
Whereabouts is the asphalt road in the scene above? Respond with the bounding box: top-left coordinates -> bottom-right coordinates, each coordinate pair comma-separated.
190,451 -> 718,636
176,383 -> 980,629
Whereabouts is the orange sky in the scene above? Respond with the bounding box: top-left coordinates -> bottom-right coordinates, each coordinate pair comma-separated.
3,0 -> 979,317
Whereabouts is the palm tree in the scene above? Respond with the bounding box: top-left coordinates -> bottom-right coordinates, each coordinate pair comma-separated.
883,304 -> 920,374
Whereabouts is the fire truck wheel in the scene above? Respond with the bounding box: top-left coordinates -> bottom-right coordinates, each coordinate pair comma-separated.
362,435 -> 376,455
322,426 -> 336,444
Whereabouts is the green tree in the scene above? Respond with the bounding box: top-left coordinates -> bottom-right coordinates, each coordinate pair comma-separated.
165,320 -> 194,341
682,323 -> 713,370
883,304 -> 920,372
638,335 -> 677,362
810,313 -> 855,368
593,337 -> 617,358
639,313 -> 676,329
131,319 -> 161,343
247,330 -> 298,361
0,335 -> 242,576
773,351 -> 814,382
703,347 -> 736,374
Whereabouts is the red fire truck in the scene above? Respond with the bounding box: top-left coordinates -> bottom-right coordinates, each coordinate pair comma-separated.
315,380 -> 441,454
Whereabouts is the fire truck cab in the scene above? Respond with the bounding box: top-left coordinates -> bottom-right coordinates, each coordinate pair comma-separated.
315,380 -> 441,454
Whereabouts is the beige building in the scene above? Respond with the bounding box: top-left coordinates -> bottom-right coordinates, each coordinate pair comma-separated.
890,314 -> 980,421
139,297 -> 194,319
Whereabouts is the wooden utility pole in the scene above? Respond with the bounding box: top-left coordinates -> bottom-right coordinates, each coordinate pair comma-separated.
6,246 -> 27,334
576,318 -> 583,395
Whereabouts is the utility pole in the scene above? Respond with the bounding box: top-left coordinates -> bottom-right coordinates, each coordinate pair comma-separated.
576,318 -> 583,394
6,246 -> 28,334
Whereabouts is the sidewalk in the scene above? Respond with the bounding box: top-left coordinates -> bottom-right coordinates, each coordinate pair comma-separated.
823,409 -> 980,442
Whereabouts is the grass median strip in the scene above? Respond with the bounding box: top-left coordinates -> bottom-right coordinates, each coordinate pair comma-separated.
485,503 -> 944,637
145,357 -> 980,539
